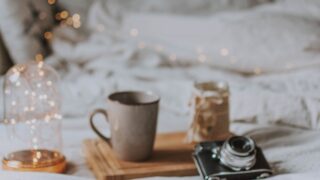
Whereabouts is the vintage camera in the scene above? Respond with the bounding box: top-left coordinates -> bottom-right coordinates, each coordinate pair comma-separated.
193,136 -> 272,180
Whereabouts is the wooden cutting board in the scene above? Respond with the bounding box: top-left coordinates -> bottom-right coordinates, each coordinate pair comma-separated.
83,132 -> 198,180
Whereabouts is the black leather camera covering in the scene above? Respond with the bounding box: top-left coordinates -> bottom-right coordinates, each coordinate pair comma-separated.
193,141 -> 272,180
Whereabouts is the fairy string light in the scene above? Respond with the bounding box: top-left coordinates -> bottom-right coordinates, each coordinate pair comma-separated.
33,0 -> 82,61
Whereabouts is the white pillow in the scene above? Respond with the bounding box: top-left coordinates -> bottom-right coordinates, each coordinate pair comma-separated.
0,0 -> 54,64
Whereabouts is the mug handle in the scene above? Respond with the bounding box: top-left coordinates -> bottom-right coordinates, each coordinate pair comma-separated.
89,109 -> 110,142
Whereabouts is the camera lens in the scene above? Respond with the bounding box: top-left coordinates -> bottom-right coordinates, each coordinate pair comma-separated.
229,136 -> 255,155
218,136 -> 256,171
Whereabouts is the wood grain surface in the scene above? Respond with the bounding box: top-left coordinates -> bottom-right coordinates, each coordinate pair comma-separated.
83,132 -> 199,180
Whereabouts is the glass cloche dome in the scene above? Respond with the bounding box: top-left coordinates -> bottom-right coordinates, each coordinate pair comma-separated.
2,61 -> 66,173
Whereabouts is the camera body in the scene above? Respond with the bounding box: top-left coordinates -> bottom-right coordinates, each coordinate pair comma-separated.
193,137 -> 272,180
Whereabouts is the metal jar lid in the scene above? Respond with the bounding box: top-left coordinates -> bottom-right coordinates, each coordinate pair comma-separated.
2,149 -> 66,173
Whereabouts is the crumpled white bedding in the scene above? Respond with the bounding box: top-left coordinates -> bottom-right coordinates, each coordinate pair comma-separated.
1,0 -> 320,179
47,0 -> 320,129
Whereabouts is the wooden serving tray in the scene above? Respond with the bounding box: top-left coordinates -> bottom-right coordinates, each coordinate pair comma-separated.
83,132 -> 198,180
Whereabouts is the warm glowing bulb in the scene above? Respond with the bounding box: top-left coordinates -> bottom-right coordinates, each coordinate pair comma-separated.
48,0 -> 56,5
72,14 -> 80,21
65,17 -> 72,25
44,31 -> 53,40
73,21 -> 81,28
60,11 -> 69,19
36,151 -> 42,159
35,54 -> 44,62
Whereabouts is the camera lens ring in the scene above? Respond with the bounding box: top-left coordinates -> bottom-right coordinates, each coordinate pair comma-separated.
226,136 -> 255,156
218,136 -> 257,171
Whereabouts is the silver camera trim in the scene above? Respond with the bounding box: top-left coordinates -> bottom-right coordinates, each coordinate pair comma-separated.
213,136 -> 257,171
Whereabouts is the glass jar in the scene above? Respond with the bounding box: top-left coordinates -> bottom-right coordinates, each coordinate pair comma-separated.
2,61 -> 66,173
186,81 -> 231,143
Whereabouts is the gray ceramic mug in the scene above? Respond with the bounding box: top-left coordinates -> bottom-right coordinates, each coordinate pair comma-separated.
89,91 -> 160,161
